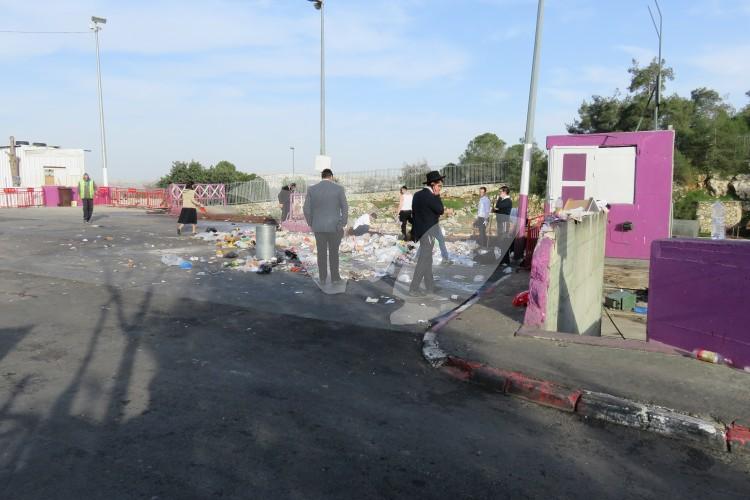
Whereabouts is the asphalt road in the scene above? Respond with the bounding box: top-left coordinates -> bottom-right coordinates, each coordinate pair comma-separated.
1,208 -> 748,499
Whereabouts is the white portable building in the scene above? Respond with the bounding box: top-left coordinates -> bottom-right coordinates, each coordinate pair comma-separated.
0,143 -> 86,188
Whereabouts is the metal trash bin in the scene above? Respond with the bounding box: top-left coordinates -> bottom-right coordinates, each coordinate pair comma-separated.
255,223 -> 276,261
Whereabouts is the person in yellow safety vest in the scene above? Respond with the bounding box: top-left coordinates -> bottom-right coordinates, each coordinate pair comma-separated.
78,173 -> 97,223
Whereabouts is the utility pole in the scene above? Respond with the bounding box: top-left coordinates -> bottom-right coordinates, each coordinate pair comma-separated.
517,0 -> 545,240
648,1 -> 663,130
91,16 -> 109,186
8,136 -> 20,186
309,0 -> 330,172
319,1 -> 325,156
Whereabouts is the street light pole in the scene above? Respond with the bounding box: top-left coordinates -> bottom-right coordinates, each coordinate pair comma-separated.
319,1 -> 326,156
290,146 -> 296,176
648,1 -> 663,130
309,0 -> 330,172
517,0 -> 544,239
91,16 -> 109,186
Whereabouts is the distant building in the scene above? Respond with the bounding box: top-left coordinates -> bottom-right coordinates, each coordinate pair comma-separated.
0,140 -> 85,188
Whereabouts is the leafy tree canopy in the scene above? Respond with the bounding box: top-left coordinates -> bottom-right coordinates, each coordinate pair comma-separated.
459,133 -> 506,165
568,58 -> 750,183
157,160 -> 258,187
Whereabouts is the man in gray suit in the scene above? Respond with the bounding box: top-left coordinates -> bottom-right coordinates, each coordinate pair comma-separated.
303,168 -> 349,284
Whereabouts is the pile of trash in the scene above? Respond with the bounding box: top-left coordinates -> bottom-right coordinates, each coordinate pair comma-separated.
163,223 -> 493,283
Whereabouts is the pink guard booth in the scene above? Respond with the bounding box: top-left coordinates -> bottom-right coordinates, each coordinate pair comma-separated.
545,130 -> 675,260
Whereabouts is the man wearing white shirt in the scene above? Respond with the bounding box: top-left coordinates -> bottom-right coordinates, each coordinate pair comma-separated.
397,186 -> 413,240
473,186 -> 490,246
352,212 -> 377,236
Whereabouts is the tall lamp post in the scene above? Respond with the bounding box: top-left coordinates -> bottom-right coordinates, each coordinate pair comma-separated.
91,15 -> 109,186
289,146 -> 296,176
308,0 -> 330,172
517,0 -> 544,242
648,0 -> 663,130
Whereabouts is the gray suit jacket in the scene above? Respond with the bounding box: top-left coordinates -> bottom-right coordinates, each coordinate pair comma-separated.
303,179 -> 348,233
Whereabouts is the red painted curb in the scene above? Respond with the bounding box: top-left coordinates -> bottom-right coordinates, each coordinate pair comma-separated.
443,356 -> 581,412
727,424 -> 750,454
445,356 -> 482,373
440,365 -> 471,381
471,366 -> 511,393
505,371 -> 581,412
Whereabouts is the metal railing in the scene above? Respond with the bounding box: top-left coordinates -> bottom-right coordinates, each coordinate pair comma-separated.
225,161 -> 518,205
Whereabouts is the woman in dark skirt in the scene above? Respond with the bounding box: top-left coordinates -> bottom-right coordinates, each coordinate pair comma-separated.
177,182 -> 203,235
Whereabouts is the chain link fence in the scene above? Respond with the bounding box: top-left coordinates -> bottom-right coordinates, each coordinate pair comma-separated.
225,160 -> 519,205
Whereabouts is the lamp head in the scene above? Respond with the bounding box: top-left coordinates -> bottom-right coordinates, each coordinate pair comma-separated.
91,16 -> 107,24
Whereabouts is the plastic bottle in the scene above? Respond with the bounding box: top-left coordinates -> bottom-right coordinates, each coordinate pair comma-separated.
711,201 -> 725,240
692,349 -> 732,366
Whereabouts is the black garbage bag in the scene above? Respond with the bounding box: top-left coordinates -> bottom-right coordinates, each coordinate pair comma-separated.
256,262 -> 273,274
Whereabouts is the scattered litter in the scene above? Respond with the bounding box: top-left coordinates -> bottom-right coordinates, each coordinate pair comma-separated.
189,256 -> 199,261
385,299 -> 395,304
294,290 -> 304,294
179,261 -> 193,270
450,294 -> 459,300
503,267 -> 513,274
256,262 -> 273,274
512,290 -> 530,307
82,238 -> 88,242
473,275 -> 485,283
452,275 -> 466,280
69,247 -> 76,251
161,255 -> 186,267
398,274 -> 412,283
365,297 -> 379,303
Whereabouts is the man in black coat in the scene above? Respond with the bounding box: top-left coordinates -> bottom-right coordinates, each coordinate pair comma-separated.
493,185 -> 513,265
409,171 -> 445,296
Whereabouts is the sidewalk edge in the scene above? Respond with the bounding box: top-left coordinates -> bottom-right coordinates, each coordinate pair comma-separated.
421,275 -> 740,455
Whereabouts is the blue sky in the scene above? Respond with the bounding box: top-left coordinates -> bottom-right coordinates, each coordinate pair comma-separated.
2,0 -> 749,183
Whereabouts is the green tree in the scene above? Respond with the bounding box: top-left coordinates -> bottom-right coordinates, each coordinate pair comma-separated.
459,133 -> 506,165
207,160 -> 258,184
157,160 -> 258,187
156,160 -> 209,187
503,143 -> 547,196
568,59 -> 750,184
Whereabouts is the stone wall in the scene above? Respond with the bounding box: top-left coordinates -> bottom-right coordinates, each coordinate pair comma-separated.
696,201 -> 743,234
525,212 -> 607,336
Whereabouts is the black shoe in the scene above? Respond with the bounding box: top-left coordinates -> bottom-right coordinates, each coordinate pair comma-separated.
177,228 -> 182,236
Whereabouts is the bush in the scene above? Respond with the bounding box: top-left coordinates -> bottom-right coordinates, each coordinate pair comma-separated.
672,189 -> 736,220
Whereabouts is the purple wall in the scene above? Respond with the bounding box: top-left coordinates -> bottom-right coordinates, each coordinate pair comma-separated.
546,131 -> 675,260
43,186 -> 60,207
648,239 -> 750,370
524,237 -> 554,327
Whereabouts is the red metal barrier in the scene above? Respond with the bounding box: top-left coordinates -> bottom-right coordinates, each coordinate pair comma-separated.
0,188 -> 45,208
521,215 -> 545,269
94,186 -> 111,205
109,187 -> 167,209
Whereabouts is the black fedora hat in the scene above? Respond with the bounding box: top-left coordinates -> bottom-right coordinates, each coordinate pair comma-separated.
423,170 -> 445,185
